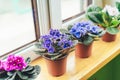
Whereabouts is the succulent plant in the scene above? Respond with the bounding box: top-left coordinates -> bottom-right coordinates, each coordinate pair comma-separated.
0,57 -> 40,80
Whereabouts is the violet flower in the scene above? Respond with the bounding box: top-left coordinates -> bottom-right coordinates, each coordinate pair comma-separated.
41,29 -> 73,54
70,21 -> 100,39
0,55 -> 27,71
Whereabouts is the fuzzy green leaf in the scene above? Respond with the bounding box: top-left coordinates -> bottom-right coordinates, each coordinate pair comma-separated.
83,36 -> 94,45
87,12 -> 104,24
87,5 -> 102,13
22,66 -> 34,72
110,19 -> 120,27
106,27 -> 119,34
17,71 -> 28,79
59,29 -> 69,34
67,25 -> 73,31
34,49 -> 47,56
5,72 -> 16,80
116,2 -> 120,12
25,57 -> 31,64
34,65 -> 41,75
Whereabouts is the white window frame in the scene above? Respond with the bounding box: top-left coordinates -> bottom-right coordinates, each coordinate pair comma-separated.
49,0 -> 103,29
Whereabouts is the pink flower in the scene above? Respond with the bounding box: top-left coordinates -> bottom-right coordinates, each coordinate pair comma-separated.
0,54 -> 27,71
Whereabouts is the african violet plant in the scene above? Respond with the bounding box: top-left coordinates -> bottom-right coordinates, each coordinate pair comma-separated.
0,55 -> 40,80
86,4 -> 120,34
60,21 -> 105,45
34,29 -> 74,60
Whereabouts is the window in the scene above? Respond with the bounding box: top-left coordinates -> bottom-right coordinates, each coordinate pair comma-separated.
0,0 -> 40,56
61,0 -> 92,22
49,0 -> 92,29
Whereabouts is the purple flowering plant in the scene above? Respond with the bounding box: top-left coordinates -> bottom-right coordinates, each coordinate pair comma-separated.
34,29 -> 74,60
60,21 -> 105,45
0,54 -> 40,80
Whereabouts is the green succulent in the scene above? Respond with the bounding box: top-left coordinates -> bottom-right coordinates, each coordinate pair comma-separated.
0,57 -> 40,80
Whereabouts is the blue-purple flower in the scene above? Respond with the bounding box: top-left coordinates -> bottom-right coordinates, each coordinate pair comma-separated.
70,21 -> 100,39
40,29 -> 73,54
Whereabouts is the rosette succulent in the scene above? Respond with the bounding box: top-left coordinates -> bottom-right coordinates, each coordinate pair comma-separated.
60,21 -> 105,45
86,4 -> 120,34
34,29 -> 74,60
0,55 -> 40,80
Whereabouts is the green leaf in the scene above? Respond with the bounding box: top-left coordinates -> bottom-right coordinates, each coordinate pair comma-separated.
17,71 -> 28,79
59,29 -> 69,34
34,49 -> 47,56
86,5 -> 102,13
25,57 -> 31,64
83,36 -> 94,45
22,66 -> 34,72
102,12 -> 112,26
7,71 -> 16,77
67,25 -> 73,31
116,2 -> 120,12
87,12 -> 104,24
110,19 -> 120,27
5,72 -> 16,80
34,42 -> 43,49
106,27 -> 119,34
34,65 -> 41,75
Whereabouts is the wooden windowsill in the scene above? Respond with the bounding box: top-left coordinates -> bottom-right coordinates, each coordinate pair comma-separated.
31,33 -> 120,80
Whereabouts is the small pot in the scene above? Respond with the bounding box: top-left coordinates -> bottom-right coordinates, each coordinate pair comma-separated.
102,32 -> 116,42
75,43 -> 93,58
44,54 -> 67,76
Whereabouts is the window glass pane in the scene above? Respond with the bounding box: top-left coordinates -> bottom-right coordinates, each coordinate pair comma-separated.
61,0 -> 88,20
0,0 -> 36,55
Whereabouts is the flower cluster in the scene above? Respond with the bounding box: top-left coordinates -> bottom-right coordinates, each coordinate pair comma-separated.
41,29 -> 73,53
70,21 -> 101,39
0,55 -> 27,71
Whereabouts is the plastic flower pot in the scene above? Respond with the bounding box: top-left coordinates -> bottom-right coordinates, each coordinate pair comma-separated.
102,32 -> 116,42
75,43 -> 93,58
43,54 -> 68,76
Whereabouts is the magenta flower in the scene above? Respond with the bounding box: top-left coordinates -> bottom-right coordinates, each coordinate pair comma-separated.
0,54 -> 27,71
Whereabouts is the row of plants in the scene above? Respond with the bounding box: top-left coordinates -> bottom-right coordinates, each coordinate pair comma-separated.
0,2 -> 120,79
34,2 -> 120,77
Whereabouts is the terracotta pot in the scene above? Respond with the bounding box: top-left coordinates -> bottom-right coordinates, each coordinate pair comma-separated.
44,55 -> 67,76
102,32 -> 116,42
75,43 -> 92,58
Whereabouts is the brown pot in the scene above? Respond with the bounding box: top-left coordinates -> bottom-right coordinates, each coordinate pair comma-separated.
44,55 -> 67,76
75,43 -> 92,58
102,32 -> 116,42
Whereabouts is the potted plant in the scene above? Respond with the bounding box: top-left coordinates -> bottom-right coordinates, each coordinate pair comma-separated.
34,29 -> 74,76
0,54 -> 40,80
86,4 -> 120,42
60,21 -> 105,58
